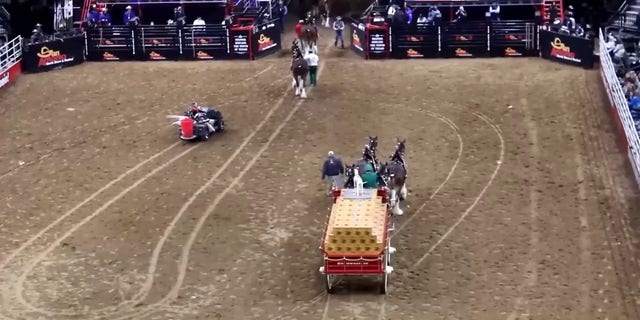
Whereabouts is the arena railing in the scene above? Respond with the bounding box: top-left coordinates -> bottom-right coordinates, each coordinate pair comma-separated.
599,28 -> 640,188
0,35 -> 22,73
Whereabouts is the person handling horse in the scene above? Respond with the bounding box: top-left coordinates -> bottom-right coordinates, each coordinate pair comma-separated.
304,49 -> 319,86
295,19 -> 304,42
322,151 -> 345,195
361,163 -> 379,189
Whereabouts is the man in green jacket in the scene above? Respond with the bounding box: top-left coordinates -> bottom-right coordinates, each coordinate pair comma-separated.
361,163 -> 379,189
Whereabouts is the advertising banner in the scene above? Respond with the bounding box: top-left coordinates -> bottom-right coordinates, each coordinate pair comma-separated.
367,26 -> 388,59
252,22 -> 281,59
350,23 -> 366,58
539,30 -> 594,68
0,61 -> 22,91
230,27 -> 252,59
22,36 -> 84,73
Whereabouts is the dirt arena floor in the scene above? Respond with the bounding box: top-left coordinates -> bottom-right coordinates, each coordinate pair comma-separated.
2,27 -> 640,320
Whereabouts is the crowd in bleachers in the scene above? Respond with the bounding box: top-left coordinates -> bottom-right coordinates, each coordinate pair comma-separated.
605,32 -> 640,133
547,5 -> 595,39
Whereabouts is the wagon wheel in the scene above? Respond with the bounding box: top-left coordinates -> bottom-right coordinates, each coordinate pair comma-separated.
380,250 -> 389,294
326,274 -> 336,294
380,272 -> 388,294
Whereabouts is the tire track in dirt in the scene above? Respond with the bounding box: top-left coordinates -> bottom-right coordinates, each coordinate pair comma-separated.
0,65 -> 284,320
94,29 -> 336,320
0,66 -> 274,183
505,97 -> 540,320
317,107 -> 503,320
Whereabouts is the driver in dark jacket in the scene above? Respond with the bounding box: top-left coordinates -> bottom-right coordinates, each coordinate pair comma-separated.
322,151 -> 344,195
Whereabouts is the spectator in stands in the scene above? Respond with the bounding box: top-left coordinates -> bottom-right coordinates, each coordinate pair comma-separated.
624,72 -> 639,99
174,6 -> 186,28
565,5 -> 573,17
29,24 -> 45,43
333,16 -> 345,48
304,49 -> 319,86
193,17 -> 205,31
405,6 -> 413,24
371,12 -> 385,25
563,11 -> 576,32
549,3 -> 558,22
260,13 -> 269,24
98,8 -> 111,26
427,6 -> 441,26
87,6 -> 99,28
222,15 -> 233,28
387,4 -> 398,19
489,3 -> 500,21
454,6 -> 467,22
278,0 -> 288,33
416,13 -> 427,28
123,5 -> 137,27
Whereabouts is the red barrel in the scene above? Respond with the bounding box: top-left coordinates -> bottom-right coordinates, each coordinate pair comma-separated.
180,118 -> 194,138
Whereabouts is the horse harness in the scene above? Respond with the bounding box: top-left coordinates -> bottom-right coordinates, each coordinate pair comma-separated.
390,152 -> 408,175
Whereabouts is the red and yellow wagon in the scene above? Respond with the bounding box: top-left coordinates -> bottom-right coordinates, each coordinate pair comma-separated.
319,188 -> 395,294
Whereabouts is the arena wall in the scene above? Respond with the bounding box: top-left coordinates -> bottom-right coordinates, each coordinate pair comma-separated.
599,29 -> 640,189
0,36 -> 23,91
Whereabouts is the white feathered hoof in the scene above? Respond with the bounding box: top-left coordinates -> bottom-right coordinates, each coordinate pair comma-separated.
291,78 -> 297,89
295,87 -> 300,96
392,207 -> 403,216
300,89 -> 307,99
399,185 -> 408,201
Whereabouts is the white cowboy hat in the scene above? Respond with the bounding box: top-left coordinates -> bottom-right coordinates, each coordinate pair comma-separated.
336,16 -> 342,19
126,5 -> 132,9
328,151 -> 334,156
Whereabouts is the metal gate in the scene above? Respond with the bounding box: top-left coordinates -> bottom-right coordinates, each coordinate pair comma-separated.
489,21 -> 538,57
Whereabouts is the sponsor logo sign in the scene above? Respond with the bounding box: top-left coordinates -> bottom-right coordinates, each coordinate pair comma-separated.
257,34 -> 276,52
0,71 -> 9,89
36,46 -> 74,67
149,51 -> 166,60
406,49 -> 423,58
102,51 -> 119,60
196,51 -> 213,59
352,31 -> 363,51
504,47 -> 522,56
549,37 -> 580,62
455,48 -> 472,57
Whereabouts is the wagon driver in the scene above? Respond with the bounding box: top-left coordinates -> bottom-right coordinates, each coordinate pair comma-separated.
321,151 -> 345,195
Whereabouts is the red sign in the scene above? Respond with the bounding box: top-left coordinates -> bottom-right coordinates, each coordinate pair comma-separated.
149,51 -> 166,60
0,61 -> 22,91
